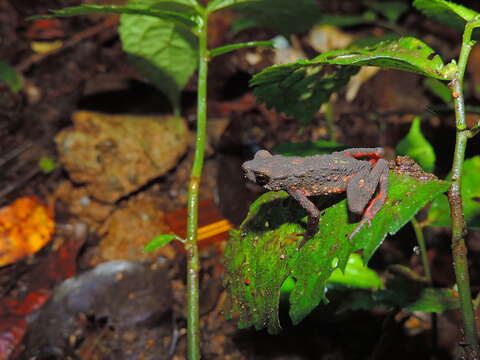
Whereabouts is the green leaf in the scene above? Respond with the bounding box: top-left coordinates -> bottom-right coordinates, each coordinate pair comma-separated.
144,234 -> 176,252
208,0 -> 320,35
29,4 -> 198,28
406,288 -> 459,312
210,41 -> 274,58
396,117 -> 436,172
424,78 -> 453,105
413,0 -> 479,31
365,1 -> 409,23
0,60 -> 22,92
350,33 -> 402,48
281,253 -> 383,296
224,173 -> 449,333
340,266 -> 458,313
119,0 -> 198,107
38,157 -> 58,173
428,156 -> 480,229
252,37 -> 449,124
251,63 -> 358,125
327,253 -> 383,290
273,140 -> 346,157
313,37 -> 448,80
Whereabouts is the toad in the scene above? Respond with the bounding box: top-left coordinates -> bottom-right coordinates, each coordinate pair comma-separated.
242,148 -> 389,247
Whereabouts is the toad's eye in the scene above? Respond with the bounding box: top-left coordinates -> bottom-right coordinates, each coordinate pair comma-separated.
255,173 -> 269,186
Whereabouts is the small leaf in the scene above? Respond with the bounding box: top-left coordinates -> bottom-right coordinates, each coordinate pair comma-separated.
428,156 -> 480,229
365,1 -> 409,23
208,0 -> 320,35
119,0 -> 198,107
413,0 -> 479,31
38,157 -> 58,173
144,234 -> 176,252
396,117 -> 436,172
224,173 -> 449,333
327,253 -> 383,290
30,4 -> 198,28
0,61 -> 23,93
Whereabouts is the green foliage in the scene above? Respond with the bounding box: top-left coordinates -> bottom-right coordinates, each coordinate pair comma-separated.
119,0 -> 198,108
341,265 -> 458,313
144,234 -> 177,252
251,63 -> 358,125
252,37 -> 452,124
327,253 -> 383,290
281,253 -> 383,296
313,37 -> 449,80
207,0 -> 320,35
38,157 -> 58,173
224,173 -> 449,333
424,78 -> 453,105
396,117 -> 436,172
413,0 -> 479,31
428,156 -> 480,229
210,41 -> 274,58
29,4 -> 198,28
273,140 -> 346,157
0,61 -> 22,93
364,1 -> 409,23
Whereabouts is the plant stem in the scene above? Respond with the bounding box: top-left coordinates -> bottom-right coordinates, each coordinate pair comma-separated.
411,218 -> 438,353
448,22 -> 479,353
185,10 -> 208,360
411,218 -> 432,283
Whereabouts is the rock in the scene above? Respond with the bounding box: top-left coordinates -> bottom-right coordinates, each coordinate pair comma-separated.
90,193 -> 176,265
54,181 -> 114,230
21,260 -> 173,360
55,111 -> 189,203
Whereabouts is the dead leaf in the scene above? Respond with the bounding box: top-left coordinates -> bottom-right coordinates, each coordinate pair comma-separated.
0,197 -> 55,267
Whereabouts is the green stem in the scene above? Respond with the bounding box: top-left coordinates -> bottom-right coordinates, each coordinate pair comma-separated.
411,218 -> 438,352
411,218 -> 432,283
185,10 -> 208,360
457,20 -> 479,83
448,67 -> 478,355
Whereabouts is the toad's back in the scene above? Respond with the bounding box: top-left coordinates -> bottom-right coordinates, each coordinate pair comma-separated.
265,154 -> 371,195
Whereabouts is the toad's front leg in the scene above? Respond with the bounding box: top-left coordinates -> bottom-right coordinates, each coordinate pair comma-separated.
287,188 -> 320,249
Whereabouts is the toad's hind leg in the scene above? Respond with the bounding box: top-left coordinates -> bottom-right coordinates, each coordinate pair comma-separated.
347,158 -> 389,239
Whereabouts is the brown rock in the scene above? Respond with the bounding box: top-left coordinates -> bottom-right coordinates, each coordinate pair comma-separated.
56,111 -> 189,203
54,181 -> 114,230
90,193 -> 176,265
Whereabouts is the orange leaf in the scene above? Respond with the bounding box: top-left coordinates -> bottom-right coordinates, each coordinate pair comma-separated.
0,197 -> 55,267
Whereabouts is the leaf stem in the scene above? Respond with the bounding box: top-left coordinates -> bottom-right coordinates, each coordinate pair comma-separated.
185,9 -> 208,360
447,23 -> 479,353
